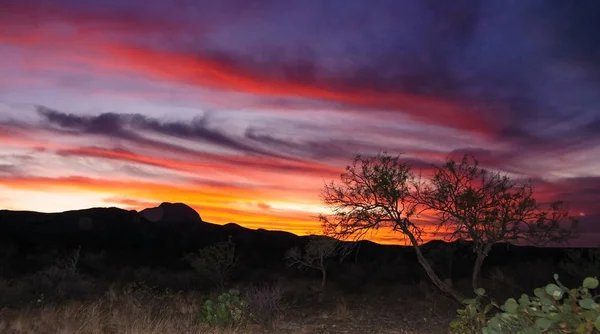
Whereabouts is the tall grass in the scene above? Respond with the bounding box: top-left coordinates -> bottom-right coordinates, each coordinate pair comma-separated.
0,287 -> 255,334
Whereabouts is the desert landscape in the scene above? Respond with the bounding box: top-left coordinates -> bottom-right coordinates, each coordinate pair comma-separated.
2,1 -> 600,333
0,192 -> 596,333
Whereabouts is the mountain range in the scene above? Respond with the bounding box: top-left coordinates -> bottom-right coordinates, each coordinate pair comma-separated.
0,202 -> 576,288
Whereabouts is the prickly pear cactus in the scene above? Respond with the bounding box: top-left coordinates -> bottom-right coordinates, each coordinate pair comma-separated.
483,275 -> 600,333
197,289 -> 247,327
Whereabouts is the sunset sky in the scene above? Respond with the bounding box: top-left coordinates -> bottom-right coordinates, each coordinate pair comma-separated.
1,0 -> 599,246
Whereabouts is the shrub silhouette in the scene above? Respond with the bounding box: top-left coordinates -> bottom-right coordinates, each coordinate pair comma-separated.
285,234 -> 346,297
244,283 -> 283,330
184,237 -> 238,290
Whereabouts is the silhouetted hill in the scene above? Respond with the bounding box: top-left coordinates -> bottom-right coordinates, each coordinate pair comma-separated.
0,204 -> 580,287
0,205 -> 305,274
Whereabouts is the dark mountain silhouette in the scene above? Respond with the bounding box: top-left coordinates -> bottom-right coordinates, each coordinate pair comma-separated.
0,203 -> 578,288
140,202 -> 202,223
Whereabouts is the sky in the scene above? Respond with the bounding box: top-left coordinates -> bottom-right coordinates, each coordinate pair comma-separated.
1,0 -> 599,246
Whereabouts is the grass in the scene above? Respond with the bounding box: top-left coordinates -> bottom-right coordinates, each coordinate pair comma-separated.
0,278 -> 456,334
0,254 -> 565,333
0,289 -> 250,334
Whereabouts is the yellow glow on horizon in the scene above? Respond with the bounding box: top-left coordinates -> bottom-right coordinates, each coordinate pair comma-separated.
0,175 -> 445,246
0,186 -> 117,213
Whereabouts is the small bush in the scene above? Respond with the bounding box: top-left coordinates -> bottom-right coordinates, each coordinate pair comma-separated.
245,283 -> 283,329
185,238 -> 238,289
55,246 -> 81,278
197,289 -> 247,327
449,288 -> 495,334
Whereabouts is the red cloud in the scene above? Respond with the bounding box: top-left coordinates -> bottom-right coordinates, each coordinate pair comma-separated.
104,44 -> 498,135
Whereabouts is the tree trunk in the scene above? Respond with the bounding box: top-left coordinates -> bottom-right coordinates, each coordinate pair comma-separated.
317,267 -> 327,303
406,232 -> 465,303
472,244 -> 493,291
320,267 -> 327,292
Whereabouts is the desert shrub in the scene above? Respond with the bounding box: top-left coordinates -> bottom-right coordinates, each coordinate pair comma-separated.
244,283 -> 283,329
449,288 -> 496,334
285,235 -> 348,299
185,237 -> 238,290
21,248 -> 82,298
55,246 -> 81,278
197,289 -> 247,327
451,275 -> 600,333
79,250 -> 106,274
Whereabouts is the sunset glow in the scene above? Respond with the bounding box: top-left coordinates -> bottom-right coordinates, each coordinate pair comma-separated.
1,0 -> 599,246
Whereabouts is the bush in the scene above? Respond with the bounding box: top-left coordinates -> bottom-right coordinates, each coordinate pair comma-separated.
449,288 -> 496,334
197,289 -> 247,327
185,238 -> 238,289
55,246 -> 81,278
245,283 -> 283,329
451,275 -> 600,334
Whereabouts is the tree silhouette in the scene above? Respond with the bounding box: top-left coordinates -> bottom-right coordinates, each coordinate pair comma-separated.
285,235 -> 346,301
413,154 -> 578,291
319,152 -> 464,302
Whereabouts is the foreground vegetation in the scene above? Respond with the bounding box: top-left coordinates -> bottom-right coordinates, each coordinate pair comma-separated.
0,240 -> 598,333
0,271 -> 458,333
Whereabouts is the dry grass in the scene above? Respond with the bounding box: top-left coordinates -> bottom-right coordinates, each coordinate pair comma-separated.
0,289 -> 259,334
0,279 -> 458,334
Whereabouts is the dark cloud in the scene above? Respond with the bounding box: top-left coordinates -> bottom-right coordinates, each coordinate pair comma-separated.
37,106 -> 279,157
244,128 -> 370,160
38,106 -> 398,165
0,164 -> 18,174
540,1 -> 600,78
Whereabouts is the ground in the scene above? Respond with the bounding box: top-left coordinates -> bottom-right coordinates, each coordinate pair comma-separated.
0,278 -> 458,334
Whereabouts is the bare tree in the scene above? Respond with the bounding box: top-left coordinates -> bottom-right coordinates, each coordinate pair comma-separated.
413,154 -> 578,291
285,234 -> 345,295
319,153 -> 464,302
